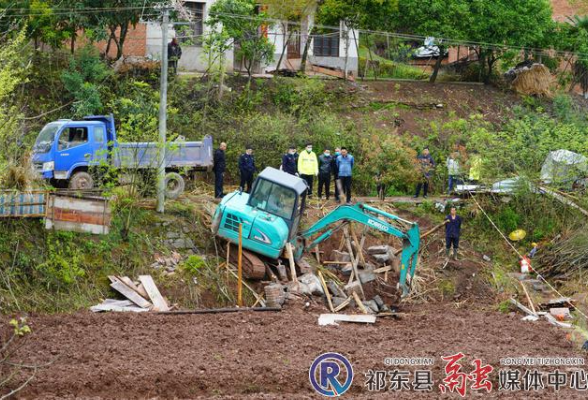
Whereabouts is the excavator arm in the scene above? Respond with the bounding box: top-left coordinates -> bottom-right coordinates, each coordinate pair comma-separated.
293,203 -> 420,296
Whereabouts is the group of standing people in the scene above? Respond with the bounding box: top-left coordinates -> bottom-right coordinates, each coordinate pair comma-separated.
280,143 -> 354,204
212,142 -> 355,204
414,145 -> 483,198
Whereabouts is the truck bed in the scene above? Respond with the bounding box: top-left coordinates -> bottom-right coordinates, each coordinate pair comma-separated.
113,135 -> 213,169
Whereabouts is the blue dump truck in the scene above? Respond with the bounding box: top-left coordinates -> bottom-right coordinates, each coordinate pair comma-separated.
32,114 -> 213,198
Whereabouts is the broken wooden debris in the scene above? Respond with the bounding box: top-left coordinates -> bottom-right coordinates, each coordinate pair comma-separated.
318,313 -> 376,326
90,299 -> 149,313
159,307 -> 282,315
110,280 -> 152,309
139,275 -> 170,312
318,270 -> 335,313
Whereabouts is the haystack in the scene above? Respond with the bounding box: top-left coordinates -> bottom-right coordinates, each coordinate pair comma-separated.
511,63 -> 554,97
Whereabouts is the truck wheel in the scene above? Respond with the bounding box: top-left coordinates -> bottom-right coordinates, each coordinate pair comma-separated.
165,172 -> 185,199
69,171 -> 94,190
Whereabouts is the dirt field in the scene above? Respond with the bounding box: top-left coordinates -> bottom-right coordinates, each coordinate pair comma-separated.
7,300 -> 585,399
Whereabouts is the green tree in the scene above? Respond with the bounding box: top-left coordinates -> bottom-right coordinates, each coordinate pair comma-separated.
395,0 -> 469,83
88,0 -> 159,59
466,0 -> 554,84
0,29 -> 30,171
61,45 -> 111,117
208,0 -> 275,82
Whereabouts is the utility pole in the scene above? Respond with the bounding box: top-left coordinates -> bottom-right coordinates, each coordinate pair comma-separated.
157,7 -> 170,213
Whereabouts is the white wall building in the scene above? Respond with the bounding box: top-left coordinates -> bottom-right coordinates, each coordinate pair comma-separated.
144,0 -> 359,76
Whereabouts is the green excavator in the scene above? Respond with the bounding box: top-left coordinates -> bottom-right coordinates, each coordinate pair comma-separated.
211,167 -> 420,295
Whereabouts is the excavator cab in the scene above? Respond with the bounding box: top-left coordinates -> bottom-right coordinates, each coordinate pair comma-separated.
248,169 -> 307,240
212,168 -> 307,260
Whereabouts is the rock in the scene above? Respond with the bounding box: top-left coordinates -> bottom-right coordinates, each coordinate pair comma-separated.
341,265 -> 353,276
344,281 -> 362,296
363,300 -> 379,313
358,270 -> 376,284
373,254 -> 390,264
332,296 -> 354,310
372,295 -> 385,309
171,238 -> 195,250
286,281 -> 311,296
363,262 -> 376,271
327,281 -> 346,298
332,250 -> 351,262
166,231 -> 180,239
299,273 -> 324,296
379,305 -> 391,313
482,255 -> 492,262
367,245 -> 390,255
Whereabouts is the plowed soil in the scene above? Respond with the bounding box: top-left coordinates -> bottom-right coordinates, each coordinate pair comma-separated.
7,300 -> 585,399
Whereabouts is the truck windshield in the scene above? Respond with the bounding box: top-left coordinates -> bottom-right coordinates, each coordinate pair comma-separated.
34,122 -> 63,153
249,179 -> 296,220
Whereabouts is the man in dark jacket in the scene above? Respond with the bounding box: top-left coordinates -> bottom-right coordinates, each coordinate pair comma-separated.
445,206 -> 462,260
238,145 -> 255,193
332,147 -> 341,202
281,146 -> 298,175
415,147 -> 435,198
213,142 -> 227,198
317,149 -> 333,200
168,38 -> 182,75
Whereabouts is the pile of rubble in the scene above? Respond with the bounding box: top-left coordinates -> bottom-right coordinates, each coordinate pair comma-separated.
262,242 -> 401,320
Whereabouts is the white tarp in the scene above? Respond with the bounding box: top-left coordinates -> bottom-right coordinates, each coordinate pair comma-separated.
540,150 -> 588,185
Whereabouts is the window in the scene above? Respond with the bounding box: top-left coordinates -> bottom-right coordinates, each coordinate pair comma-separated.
180,2 -> 204,46
58,127 -> 89,150
93,126 -> 105,144
249,180 -> 297,220
313,34 -> 340,57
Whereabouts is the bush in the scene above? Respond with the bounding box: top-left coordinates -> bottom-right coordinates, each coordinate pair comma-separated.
358,57 -> 428,80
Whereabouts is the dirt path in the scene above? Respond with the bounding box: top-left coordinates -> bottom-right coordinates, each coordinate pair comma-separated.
7,302 -> 585,399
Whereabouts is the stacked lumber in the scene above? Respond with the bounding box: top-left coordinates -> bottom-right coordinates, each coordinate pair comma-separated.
91,275 -> 171,313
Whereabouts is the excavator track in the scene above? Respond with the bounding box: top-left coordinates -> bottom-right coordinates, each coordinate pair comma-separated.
227,244 -> 266,280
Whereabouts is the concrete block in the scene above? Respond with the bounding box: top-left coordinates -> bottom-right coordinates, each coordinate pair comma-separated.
344,281 -> 362,296
358,270 -> 376,284
367,245 -> 390,255
299,273 -> 324,296
372,295 -> 385,309
327,281 -> 346,298
333,250 -> 351,262
363,300 -> 379,313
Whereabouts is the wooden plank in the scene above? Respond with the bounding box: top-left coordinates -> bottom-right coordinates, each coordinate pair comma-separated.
318,313 -> 376,326
333,297 -> 352,313
91,303 -> 149,313
118,276 -> 149,299
353,292 -> 368,314
509,298 -> 536,316
318,270 -> 335,313
138,275 -> 170,312
285,243 -> 299,284
110,281 -> 152,309
374,265 -> 393,274
225,265 -> 267,307
519,281 -> 537,315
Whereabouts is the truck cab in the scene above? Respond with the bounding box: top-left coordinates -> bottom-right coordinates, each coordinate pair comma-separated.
32,115 -> 116,189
